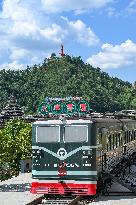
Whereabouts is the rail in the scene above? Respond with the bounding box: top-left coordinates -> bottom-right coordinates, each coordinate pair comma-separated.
26,195 -> 95,205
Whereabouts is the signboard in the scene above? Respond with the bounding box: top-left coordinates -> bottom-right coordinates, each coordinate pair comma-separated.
38,103 -> 50,115
38,97 -> 91,115
52,102 -> 63,114
77,101 -> 90,113
64,102 -> 76,114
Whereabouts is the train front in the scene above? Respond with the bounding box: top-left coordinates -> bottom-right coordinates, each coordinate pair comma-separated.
30,119 -> 97,195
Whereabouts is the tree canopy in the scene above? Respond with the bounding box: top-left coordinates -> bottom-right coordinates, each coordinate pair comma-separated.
0,119 -> 32,180
0,55 -> 135,113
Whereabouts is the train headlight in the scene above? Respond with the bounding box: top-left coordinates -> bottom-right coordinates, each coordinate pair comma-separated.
32,150 -> 41,156
87,150 -> 92,155
37,150 -> 40,154
82,150 -> 92,156
32,150 -> 36,154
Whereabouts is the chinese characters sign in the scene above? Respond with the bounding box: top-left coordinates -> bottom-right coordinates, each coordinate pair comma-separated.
38,98 -> 90,115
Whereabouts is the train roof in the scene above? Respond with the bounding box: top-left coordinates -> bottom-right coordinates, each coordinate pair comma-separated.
91,118 -> 135,123
33,117 -> 136,125
33,119 -> 91,125
91,118 -> 119,123
118,118 -> 136,122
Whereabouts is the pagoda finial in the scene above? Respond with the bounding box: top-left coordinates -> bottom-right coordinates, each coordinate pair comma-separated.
10,94 -> 17,104
59,44 -> 65,57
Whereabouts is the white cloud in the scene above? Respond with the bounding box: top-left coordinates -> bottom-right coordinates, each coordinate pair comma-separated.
61,17 -> 100,46
107,7 -> 119,17
0,61 -> 25,70
11,21 -> 65,47
10,48 -> 30,61
40,24 -> 66,44
126,0 -> 136,14
0,47 -> 47,70
128,0 -> 136,7
41,0 -> 114,13
0,0 -> 100,70
125,0 -> 136,15
87,40 -> 136,69
0,0 -> 64,68
1,0 -> 63,47
1,0 -> 39,21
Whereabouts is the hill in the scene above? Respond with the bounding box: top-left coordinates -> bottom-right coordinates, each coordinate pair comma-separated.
0,55 -> 136,113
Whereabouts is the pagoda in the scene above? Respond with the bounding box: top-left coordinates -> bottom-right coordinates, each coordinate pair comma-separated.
59,44 -> 65,57
0,114 -> 4,128
0,95 -> 24,121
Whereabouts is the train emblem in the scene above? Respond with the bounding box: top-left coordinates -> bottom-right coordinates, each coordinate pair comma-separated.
57,148 -> 67,157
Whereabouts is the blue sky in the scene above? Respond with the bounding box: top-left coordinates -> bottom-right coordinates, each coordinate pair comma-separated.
0,0 -> 136,83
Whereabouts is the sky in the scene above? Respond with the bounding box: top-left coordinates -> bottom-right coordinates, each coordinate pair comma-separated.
0,0 -> 136,83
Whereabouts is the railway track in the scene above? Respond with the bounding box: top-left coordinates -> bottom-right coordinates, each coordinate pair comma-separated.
39,196 -> 82,205
27,195 -> 95,205
27,153 -> 136,205
27,190 -> 136,205
104,191 -> 136,196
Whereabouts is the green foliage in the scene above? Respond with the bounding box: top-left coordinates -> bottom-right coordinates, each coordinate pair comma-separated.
0,55 -> 136,180
0,120 -> 32,181
0,55 -> 135,113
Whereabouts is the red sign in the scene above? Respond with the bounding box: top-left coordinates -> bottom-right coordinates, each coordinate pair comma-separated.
80,103 -> 87,112
41,105 -> 47,112
67,103 -> 73,112
54,104 -> 61,111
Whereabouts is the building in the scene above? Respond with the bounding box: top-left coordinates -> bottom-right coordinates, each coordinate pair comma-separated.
0,95 -> 24,128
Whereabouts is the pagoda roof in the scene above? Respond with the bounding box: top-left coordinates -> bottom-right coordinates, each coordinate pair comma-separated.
0,95 -> 24,119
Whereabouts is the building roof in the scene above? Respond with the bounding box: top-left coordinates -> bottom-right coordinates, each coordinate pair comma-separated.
0,95 -> 24,119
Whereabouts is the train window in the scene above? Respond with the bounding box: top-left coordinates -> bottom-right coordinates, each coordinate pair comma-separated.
115,133 -> 121,148
115,133 -> 118,148
131,130 -> 133,141
118,133 -> 122,146
126,131 -> 129,143
112,134 -> 115,149
125,131 -> 127,144
128,131 -> 131,142
133,130 -> 135,140
131,130 -> 134,141
107,143 -> 108,152
108,135 -> 112,151
118,133 -> 121,146
64,125 -> 88,142
36,126 -> 60,143
127,131 -> 130,143
100,134 -> 102,144
134,130 -> 136,140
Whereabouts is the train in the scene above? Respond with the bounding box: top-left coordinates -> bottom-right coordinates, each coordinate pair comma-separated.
30,98 -> 136,196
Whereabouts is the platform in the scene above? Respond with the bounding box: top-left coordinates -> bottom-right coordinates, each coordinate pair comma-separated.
0,173 -> 43,205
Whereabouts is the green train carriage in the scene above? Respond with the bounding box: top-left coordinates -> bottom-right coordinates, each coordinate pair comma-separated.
31,118 -> 97,195
30,117 -> 136,195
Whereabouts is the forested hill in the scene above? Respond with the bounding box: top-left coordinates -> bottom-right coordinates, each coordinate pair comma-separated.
0,55 -> 136,113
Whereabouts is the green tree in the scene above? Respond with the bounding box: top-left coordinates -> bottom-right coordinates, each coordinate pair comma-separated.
0,55 -> 135,113
0,120 -> 32,180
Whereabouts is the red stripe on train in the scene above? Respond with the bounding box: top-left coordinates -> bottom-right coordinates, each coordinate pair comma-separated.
30,182 -> 96,195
